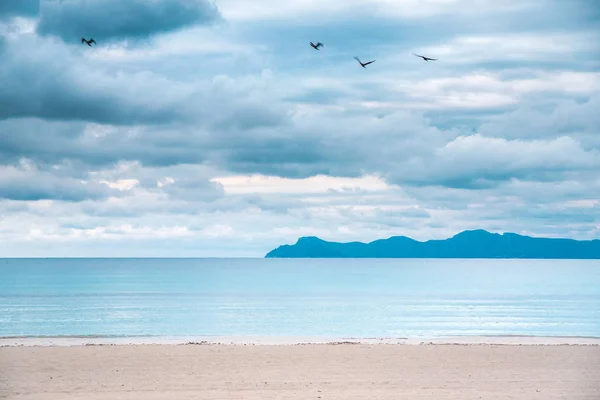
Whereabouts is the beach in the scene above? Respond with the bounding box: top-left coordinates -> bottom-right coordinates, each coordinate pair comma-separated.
2,259 -> 599,398
2,339 -> 599,399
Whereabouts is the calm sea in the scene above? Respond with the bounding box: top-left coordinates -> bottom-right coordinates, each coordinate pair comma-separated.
1,258 -> 599,338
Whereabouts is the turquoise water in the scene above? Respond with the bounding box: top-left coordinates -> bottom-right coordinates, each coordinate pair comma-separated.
1,258 -> 599,338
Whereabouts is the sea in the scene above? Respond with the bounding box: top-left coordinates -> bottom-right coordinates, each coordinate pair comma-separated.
1,258 -> 599,339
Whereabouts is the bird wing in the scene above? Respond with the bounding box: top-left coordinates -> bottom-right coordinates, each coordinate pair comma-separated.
413,53 -> 424,59
90,39 -> 96,44
363,60 -> 375,65
81,37 -> 86,43
353,56 -> 361,63
426,57 -> 437,61
316,42 -> 323,47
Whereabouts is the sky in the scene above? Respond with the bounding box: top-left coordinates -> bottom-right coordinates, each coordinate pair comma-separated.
0,0 -> 599,257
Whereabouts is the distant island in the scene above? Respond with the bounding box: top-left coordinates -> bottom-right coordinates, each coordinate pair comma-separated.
265,230 -> 600,259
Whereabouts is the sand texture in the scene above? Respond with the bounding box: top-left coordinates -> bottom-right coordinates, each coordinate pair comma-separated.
1,343 -> 599,399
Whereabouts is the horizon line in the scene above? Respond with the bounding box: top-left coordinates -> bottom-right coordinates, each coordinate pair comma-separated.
1,256 -> 599,260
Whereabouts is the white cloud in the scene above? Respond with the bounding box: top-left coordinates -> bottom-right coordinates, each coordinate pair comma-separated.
25,224 -> 195,241
157,177 -> 175,188
394,71 -> 600,109
213,174 -> 390,194
217,0 -> 537,21
100,179 -> 139,191
420,32 -> 600,63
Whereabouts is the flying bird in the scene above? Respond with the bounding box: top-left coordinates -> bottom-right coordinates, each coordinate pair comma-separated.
81,37 -> 96,47
354,56 -> 375,68
310,41 -> 324,50
413,53 -> 437,62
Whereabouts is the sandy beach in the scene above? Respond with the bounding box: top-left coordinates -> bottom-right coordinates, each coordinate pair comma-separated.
1,340 -> 599,399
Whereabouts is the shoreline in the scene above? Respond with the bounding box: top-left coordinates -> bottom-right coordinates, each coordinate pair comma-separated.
2,335 -> 600,347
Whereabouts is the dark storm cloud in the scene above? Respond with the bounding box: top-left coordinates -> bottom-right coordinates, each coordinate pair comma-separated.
37,0 -> 220,42
0,0 -> 39,19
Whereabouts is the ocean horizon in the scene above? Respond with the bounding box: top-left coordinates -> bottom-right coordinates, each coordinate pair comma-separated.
2,258 -> 599,339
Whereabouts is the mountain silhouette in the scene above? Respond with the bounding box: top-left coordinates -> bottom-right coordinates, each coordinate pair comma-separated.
265,230 -> 600,259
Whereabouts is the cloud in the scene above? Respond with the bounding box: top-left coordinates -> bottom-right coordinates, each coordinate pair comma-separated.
86,162 -> 226,203
2,93 -> 597,192
0,159 -> 120,201
1,0 -> 599,256
36,0 -> 221,42
479,95 -> 600,145
394,134 -> 599,188
0,27 -> 285,127
0,36 -> 189,124
2,168 -> 600,256
0,0 -> 39,19
213,174 -> 390,195
389,71 -> 600,112
217,0 -> 538,21
418,32 -> 600,65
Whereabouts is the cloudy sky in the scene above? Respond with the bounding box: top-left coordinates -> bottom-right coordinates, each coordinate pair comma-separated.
0,0 -> 599,257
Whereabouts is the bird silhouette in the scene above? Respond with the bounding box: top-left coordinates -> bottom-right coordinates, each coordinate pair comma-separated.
354,56 -> 375,68
81,37 -> 96,47
413,53 -> 437,62
310,41 -> 324,50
